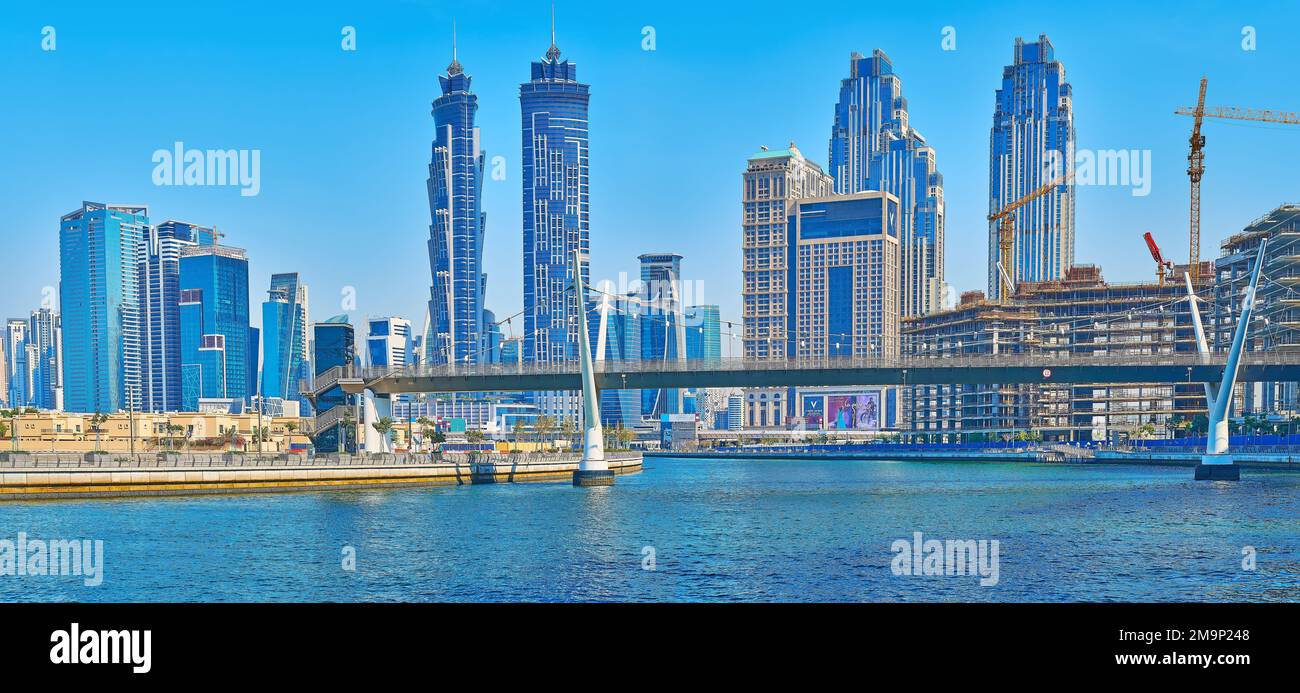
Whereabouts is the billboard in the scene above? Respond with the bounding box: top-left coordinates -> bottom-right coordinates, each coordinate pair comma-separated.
826,393 -> 880,430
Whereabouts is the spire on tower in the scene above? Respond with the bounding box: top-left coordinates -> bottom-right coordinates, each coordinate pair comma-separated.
545,3 -> 561,62
447,19 -> 464,75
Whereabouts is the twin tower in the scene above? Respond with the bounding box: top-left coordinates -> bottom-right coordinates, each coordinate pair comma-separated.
426,27 -> 589,420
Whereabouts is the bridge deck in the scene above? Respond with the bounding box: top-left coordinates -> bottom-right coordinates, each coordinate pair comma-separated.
306,354 -> 1300,396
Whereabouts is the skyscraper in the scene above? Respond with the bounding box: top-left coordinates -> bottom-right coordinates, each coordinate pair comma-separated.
742,145 -> 834,364
590,286 -> 641,429
427,30 -> 487,366
520,20 -> 591,418
639,253 -> 685,416
788,192 -> 901,360
987,34 -> 1076,300
313,316 -> 356,453
261,273 -> 311,413
178,243 -> 251,409
4,319 -> 29,408
366,317 -> 412,368
742,145 -> 833,428
828,50 -> 945,317
26,308 -> 61,410
59,201 -> 148,413
685,305 -> 721,361
139,220 -> 218,412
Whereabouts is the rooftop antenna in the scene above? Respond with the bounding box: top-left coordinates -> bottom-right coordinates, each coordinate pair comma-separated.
447,19 -> 463,75
546,3 -> 561,61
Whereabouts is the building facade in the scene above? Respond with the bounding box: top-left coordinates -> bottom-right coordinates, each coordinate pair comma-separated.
828,49 -> 946,317
427,44 -> 488,366
520,33 -> 591,418
367,317 -> 413,369
788,192 -> 903,431
59,201 -> 149,413
591,286 -> 641,428
26,308 -> 62,411
4,319 -> 29,408
260,273 -> 311,414
987,35 -> 1076,300
742,145 -> 834,427
312,316 -> 356,453
1212,204 -> 1300,415
178,243 -> 251,410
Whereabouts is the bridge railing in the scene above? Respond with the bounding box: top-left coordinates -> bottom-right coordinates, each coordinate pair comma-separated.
350,351 -> 1298,381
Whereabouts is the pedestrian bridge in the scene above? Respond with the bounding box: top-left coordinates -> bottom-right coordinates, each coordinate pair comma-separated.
305,353 -> 1300,397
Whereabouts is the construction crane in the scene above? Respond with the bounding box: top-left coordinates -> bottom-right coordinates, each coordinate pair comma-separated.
987,170 -> 1074,302
1175,78 -> 1300,282
1143,232 -> 1174,285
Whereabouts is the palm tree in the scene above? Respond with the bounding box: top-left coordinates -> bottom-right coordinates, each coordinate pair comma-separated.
560,417 -> 578,450
416,416 -> 434,451
511,419 -> 526,450
340,407 -> 356,454
89,412 -> 108,452
165,423 -> 185,451
371,416 -> 395,453
535,415 -> 556,451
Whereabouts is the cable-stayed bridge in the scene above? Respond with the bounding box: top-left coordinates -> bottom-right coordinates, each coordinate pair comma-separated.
306,352 -> 1300,397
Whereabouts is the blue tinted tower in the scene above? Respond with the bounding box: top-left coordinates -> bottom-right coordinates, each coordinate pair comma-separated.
521,21 -> 590,417
59,201 -> 148,413
828,50 -> 945,317
987,35 -> 1075,299
178,243 -> 250,408
261,273 -> 312,414
313,316 -> 356,453
428,30 -> 488,366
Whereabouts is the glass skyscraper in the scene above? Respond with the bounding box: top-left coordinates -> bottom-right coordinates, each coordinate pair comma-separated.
313,316 -> 356,453
139,220 -> 217,412
828,50 -> 945,317
987,34 -> 1075,300
178,243 -> 251,409
638,253 -> 685,416
590,287 -> 641,429
4,319 -> 28,408
427,40 -> 487,365
59,201 -> 148,413
26,308 -> 61,410
260,272 -> 312,414
521,31 -> 590,418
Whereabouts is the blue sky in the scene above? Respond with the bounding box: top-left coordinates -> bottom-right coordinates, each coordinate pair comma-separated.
2,0 -> 1297,350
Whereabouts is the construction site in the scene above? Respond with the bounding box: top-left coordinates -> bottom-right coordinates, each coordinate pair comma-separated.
904,79 -> 1299,443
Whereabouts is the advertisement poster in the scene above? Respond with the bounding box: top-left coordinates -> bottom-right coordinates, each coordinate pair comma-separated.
827,393 -> 880,430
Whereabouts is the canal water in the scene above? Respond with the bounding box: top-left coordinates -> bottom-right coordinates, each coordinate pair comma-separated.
1,457 -> 1297,602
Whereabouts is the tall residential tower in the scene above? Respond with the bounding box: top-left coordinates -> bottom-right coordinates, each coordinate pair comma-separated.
427,32 -> 488,365
520,23 -> 591,417
987,35 -> 1076,299
59,201 -> 148,413
828,50 -> 945,317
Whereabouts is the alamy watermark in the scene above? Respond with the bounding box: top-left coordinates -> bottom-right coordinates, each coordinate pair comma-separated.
0,532 -> 104,586
1043,148 -> 1151,197
890,531 -> 1000,587
152,141 -> 261,197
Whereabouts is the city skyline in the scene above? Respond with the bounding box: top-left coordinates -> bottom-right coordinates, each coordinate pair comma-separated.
2,2 -> 1296,343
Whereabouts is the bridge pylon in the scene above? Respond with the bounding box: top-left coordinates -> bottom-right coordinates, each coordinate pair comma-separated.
570,249 -> 613,487
1186,237 -> 1268,481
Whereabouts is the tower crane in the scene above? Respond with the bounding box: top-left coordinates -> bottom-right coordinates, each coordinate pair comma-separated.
987,169 -> 1074,302
1175,78 -> 1300,282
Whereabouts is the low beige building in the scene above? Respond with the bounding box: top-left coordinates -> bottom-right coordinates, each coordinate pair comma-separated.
0,411 -> 313,453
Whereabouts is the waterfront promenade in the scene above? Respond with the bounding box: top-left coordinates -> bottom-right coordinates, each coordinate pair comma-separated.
0,451 -> 643,500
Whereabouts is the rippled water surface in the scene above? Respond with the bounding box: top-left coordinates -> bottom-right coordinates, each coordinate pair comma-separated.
1,457 -> 1297,602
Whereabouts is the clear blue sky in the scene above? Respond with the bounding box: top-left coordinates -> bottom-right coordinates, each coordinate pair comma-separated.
2,0 -> 1297,344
